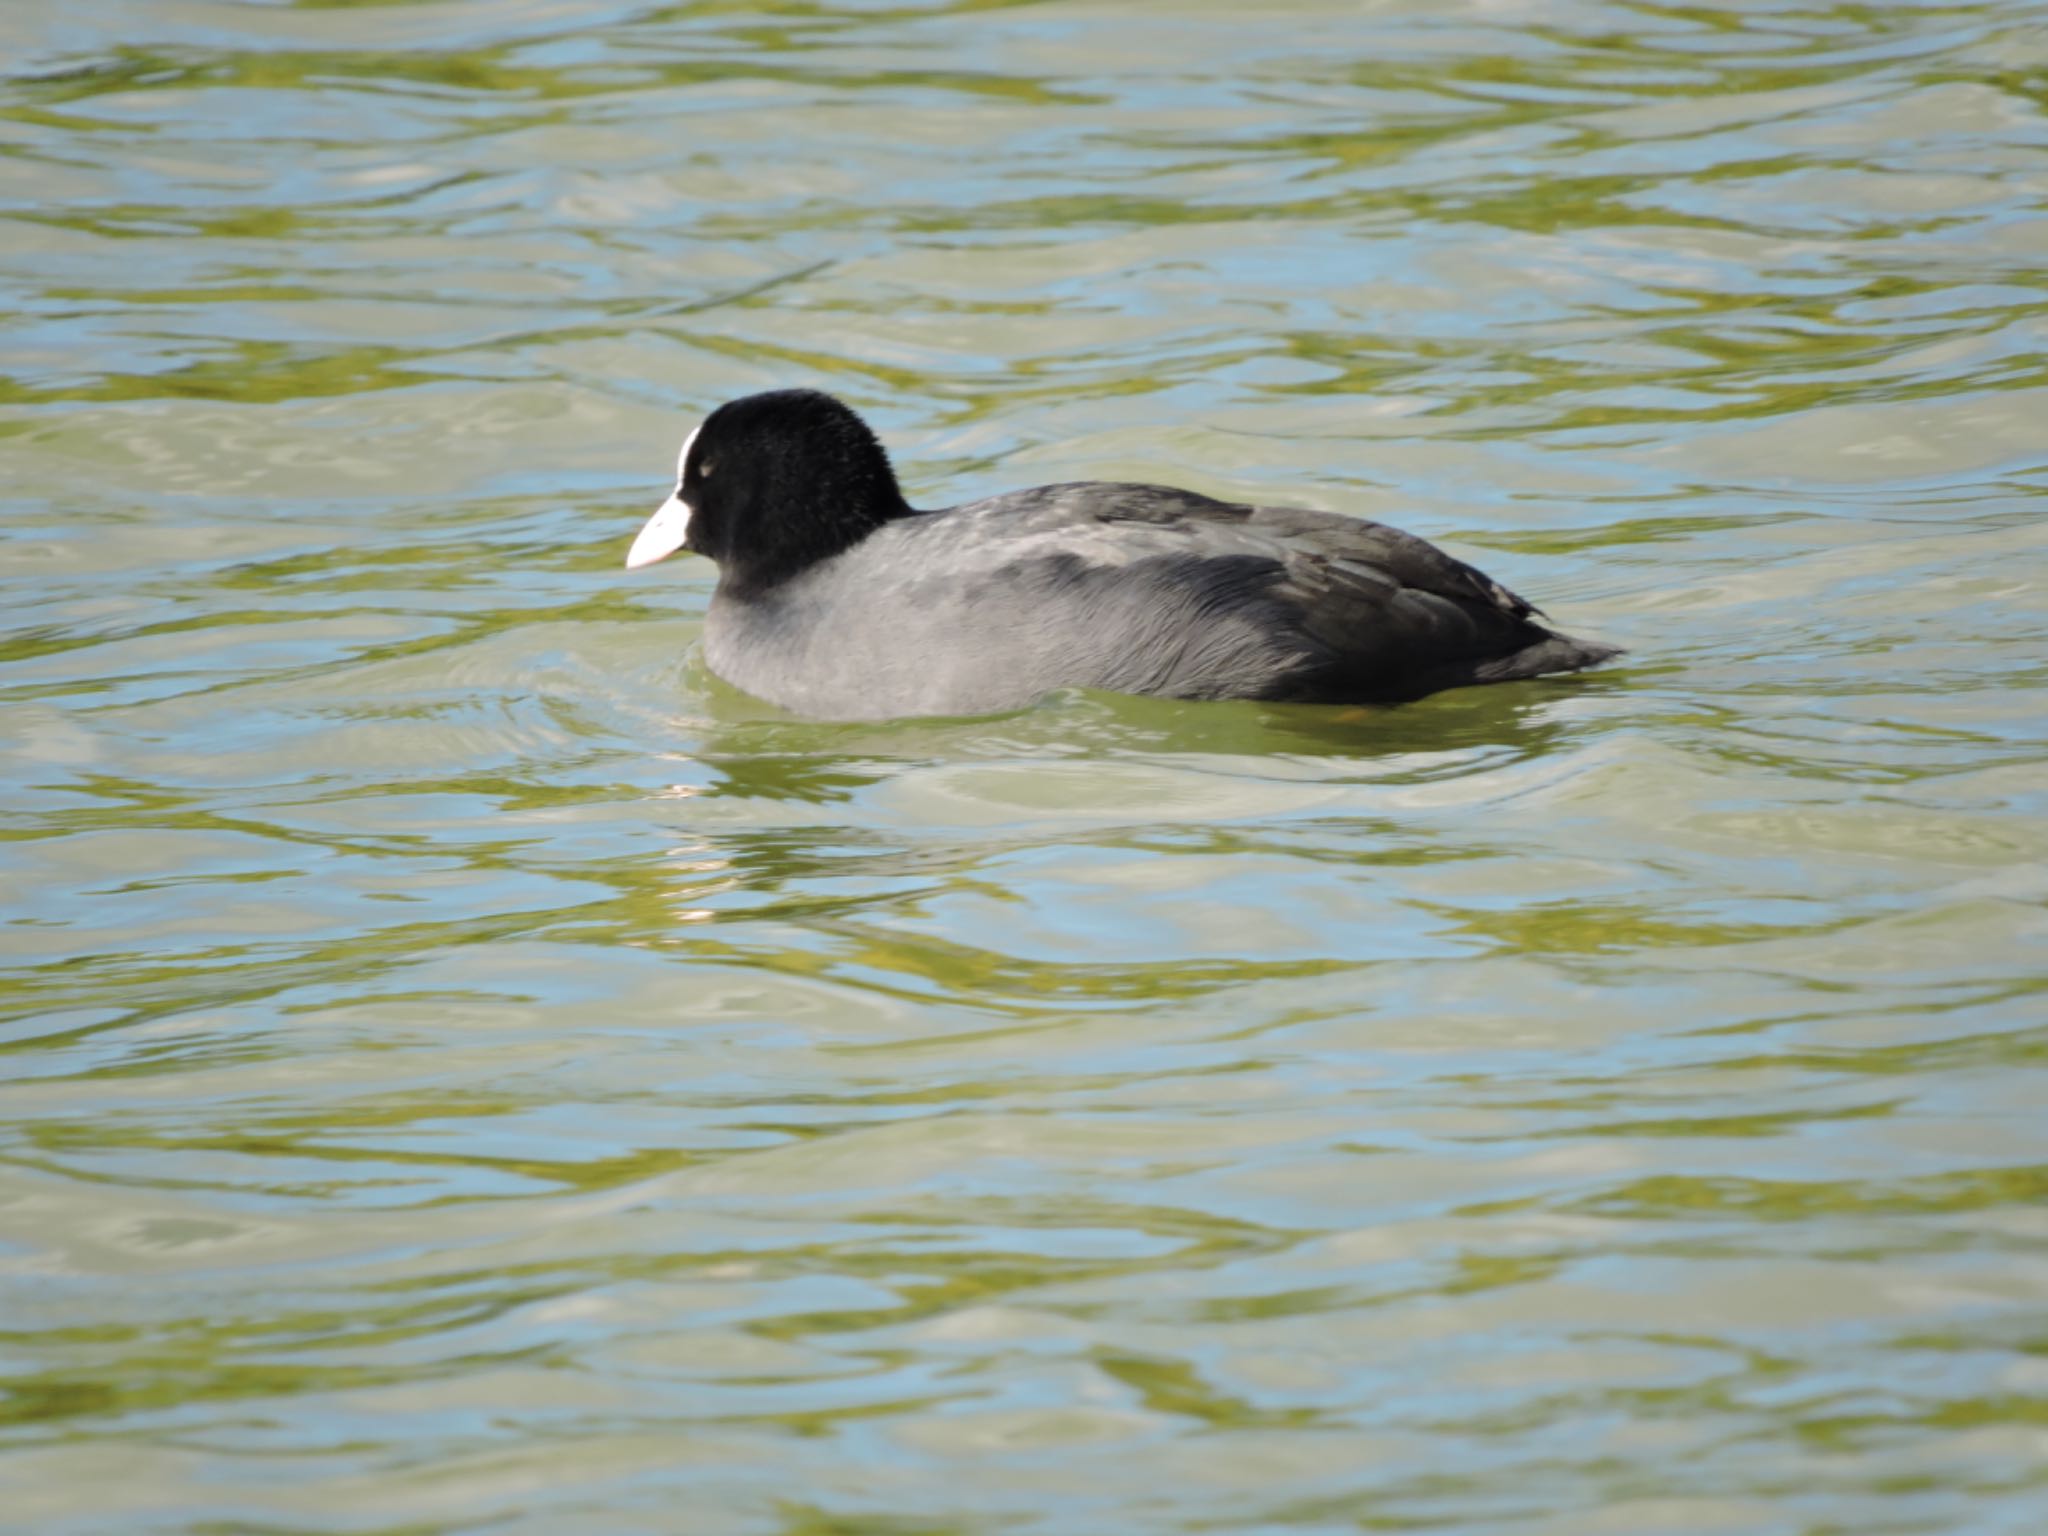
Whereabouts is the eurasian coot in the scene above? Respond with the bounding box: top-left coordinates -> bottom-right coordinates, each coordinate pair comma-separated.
625,389 -> 1620,721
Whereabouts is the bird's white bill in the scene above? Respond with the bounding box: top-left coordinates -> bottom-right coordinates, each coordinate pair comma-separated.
625,492 -> 692,569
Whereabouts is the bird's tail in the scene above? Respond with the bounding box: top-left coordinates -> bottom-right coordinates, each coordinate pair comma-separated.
1470,630 -> 1624,684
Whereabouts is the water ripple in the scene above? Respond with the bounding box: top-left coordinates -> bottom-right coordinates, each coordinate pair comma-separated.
4,0 -> 2047,1531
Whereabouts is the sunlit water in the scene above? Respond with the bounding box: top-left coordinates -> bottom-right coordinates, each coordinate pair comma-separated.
4,2 -> 2047,1531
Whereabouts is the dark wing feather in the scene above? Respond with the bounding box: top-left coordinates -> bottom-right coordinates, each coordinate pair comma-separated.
969,484 -> 1614,704
1132,495 -> 1603,700
1243,504 -> 1543,622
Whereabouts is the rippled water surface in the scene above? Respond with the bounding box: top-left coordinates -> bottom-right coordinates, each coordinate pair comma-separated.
5,1 -> 2048,1530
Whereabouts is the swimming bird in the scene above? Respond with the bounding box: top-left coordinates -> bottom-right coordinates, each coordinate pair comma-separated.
624,389 -> 1620,721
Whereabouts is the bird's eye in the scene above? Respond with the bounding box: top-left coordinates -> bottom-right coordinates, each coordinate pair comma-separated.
699,461 -> 715,479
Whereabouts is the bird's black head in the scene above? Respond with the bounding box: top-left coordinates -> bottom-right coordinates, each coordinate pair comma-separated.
624,389 -> 911,595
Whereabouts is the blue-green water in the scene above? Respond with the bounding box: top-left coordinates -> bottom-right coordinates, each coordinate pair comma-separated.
4,2 -> 2047,1531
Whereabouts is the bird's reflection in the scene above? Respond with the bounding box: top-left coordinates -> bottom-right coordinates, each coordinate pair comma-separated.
640,673 -> 1618,937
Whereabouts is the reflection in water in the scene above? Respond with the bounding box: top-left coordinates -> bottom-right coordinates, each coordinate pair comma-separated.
3,0 -> 2048,1531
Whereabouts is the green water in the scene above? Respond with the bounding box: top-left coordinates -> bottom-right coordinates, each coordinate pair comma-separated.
4,1 -> 2047,1531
